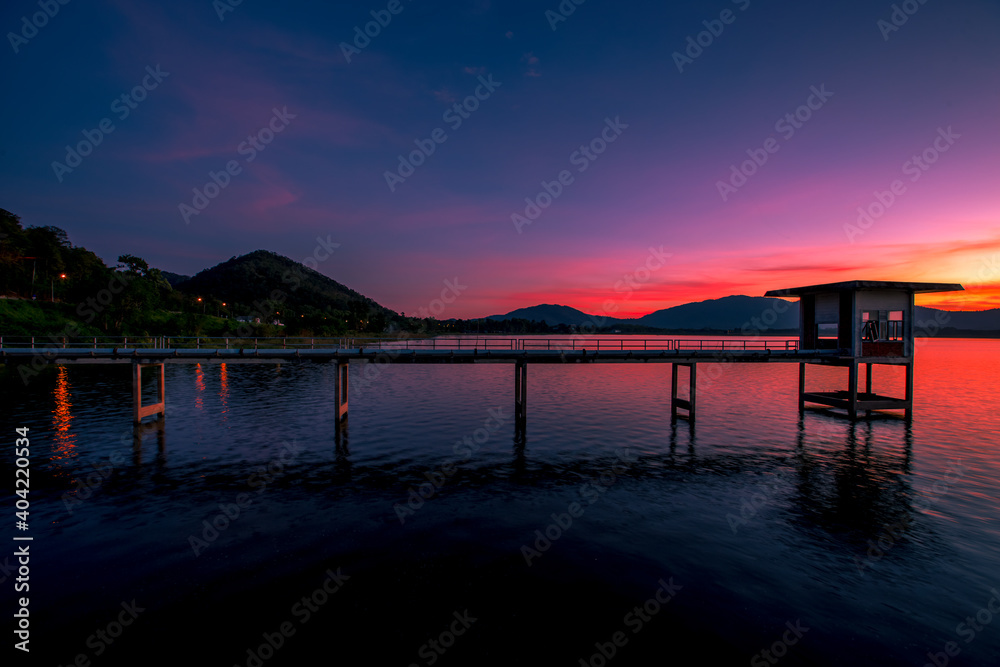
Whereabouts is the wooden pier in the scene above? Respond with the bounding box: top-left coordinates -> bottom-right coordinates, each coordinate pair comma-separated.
0,280 -> 964,426
1,338 -> 837,425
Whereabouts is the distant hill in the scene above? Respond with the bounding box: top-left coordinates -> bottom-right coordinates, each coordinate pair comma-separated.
175,250 -> 397,320
485,298 -> 1000,333
634,295 -> 798,331
916,305 -> 1000,330
160,271 -> 190,288
486,304 -> 614,327
487,296 -> 798,331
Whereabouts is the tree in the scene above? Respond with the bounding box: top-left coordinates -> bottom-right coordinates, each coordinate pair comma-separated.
117,254 -> 150,277
110,254 -> 168,332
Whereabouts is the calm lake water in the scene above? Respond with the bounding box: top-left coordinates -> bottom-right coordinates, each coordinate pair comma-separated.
2,336 -> 999,665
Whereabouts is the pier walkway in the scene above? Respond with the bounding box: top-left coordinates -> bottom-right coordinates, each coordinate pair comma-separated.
1,336 -> 886,425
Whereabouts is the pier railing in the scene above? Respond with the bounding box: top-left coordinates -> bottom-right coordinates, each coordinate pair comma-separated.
0,335 -> 799,352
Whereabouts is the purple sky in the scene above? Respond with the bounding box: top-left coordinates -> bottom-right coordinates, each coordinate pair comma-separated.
2,0 -> 999,317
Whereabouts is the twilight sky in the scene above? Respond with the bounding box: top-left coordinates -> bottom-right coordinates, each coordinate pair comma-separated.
2,0 -> 999,318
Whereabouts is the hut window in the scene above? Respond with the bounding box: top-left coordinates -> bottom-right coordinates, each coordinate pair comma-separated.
862,310 -> 903,341
888,311 -> 903,340
817,322 -> 838,347
862,311 -> 881,341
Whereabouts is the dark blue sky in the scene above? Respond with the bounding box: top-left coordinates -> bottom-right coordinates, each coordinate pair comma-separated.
3,0 -> 998,316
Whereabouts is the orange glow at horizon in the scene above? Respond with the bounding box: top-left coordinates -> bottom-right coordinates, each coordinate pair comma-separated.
502,280 -> 999,322
444,230 -> 1000,319
916,284 -> 1000,311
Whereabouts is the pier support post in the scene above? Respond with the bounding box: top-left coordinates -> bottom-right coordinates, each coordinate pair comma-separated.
798,363 -> 806,414
864,363 -> 873,417
689,363 -> 697,421
514,360 -> 527,440
848,361 -> 858,420
132,362 -> 165,424
670,364 -> 678,420
670,363 -> 697,422
334,361 -> 349,424
514,360 -> 527,421
904,361 -> 914,420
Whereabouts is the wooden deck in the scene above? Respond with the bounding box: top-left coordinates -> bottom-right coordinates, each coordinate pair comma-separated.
0,337 -> 914,424
0,345 -> 846,365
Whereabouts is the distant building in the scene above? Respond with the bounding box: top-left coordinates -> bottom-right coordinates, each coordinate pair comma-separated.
234,315 -> 282,326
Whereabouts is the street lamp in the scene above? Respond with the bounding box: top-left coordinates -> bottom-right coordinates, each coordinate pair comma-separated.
51,273 -> 66,302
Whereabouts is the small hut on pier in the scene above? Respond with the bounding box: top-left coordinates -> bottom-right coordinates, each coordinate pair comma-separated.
764,280 -> 964,419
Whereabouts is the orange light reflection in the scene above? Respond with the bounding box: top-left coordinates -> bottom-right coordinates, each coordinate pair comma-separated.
195,363 -> 205,410
50,366 -> 77,461
219,363 -> 229,421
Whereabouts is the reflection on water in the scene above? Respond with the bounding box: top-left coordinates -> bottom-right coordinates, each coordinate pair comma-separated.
50,365 -> 76,466
194,362 -> 205,410
131,417 -> 167,467
220,362 -> 229,422
1,338 -> 998,666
